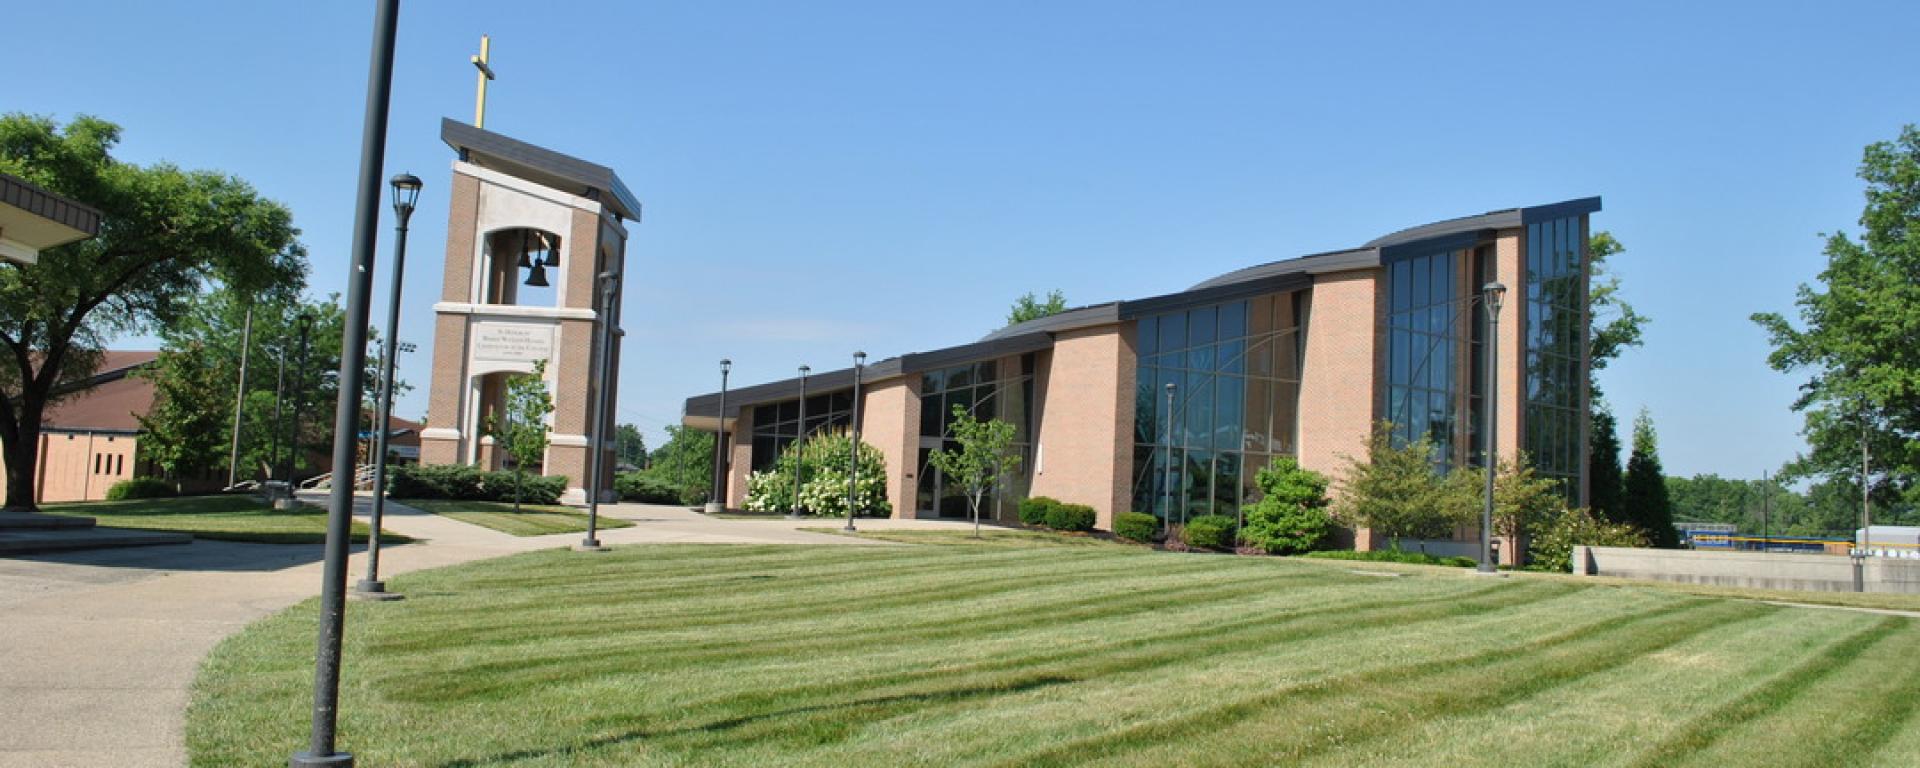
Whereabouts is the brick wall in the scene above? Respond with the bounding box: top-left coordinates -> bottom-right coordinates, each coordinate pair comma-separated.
1028,324 -> 1134,530
859,376 -> 919,518
1296,269 -> 1381,484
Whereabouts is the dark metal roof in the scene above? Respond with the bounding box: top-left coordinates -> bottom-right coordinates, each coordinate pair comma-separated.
1184,247 -> 1379,292
978,302 -> 1121,342
682,330 -> 1061,419
441,118 -> 641,220
0,173 -> 102,238
1363,197 -> 1601,249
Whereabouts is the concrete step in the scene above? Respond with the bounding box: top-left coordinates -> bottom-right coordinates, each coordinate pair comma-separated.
0,527 -> 192,556
0,512 -> 96,531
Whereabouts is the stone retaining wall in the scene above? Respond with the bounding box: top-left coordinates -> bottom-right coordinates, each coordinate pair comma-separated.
1574,545 -> 1920,594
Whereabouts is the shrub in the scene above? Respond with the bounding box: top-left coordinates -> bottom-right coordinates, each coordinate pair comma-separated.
1241,457 -> 1333,554
1182,514 -> 1237,550
1044,502 -> 1096,532
1301,549 -> 1477,568
1526,506 -> 1649,572
614,471 -> 680,504
1114,511 -> 1159,543
742,470 -> 793,513
480,471 -> 567,505
1019,496 -> 1061,527
388,464 -> 484,500
106,477 -> 174,500
767,431 -> 890,517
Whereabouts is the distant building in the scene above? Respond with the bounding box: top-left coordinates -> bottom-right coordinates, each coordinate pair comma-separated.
688,198 -> 1601,564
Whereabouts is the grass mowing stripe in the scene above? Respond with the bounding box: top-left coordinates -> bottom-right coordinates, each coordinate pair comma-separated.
583,582 -> 1577,751
1011,598 -> 1763,767
1620,615 -> 1905,768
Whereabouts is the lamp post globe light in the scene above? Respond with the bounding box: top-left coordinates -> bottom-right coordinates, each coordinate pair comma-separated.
1478,281 -> 1507,575
579,271 -> 619,552
1162,382 -> 1176,529
706,359 -> 731,515
293,0 -> 402,764
353,172 -> 422,601
790,365 -> 809,520
844,351 -> 866,532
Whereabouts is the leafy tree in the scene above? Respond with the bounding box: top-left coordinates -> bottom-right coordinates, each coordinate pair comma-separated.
1486,454 -> 1567,545
926,405 -> 1022,537
1006,289 -> 1068,328
1241,456 -> 1332,554
1334,423 -> 1468,542
0,114 -> 305,510
644,425 -> 714,505
1588,402 -> 1626,523
486,360 -> 556,508
1621,409 -> 1679,547
1753,125 -> 1920,514
135,342 -> 228,486
614,423 -> 648,470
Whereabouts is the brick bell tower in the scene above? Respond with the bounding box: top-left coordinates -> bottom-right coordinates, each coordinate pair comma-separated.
416,118 -> 638,504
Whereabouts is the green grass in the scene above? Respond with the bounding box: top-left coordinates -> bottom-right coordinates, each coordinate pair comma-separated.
188,540 -> 1920,767
402,499 -> 634,537
41,494 -> 404,545
806,527 -> 1130,548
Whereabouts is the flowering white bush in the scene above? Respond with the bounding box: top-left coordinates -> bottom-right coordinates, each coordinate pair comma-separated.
741,430 -> 890,516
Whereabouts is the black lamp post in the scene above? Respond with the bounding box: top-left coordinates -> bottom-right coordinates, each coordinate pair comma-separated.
1162,381 -> 1176,529
293,0 -> 400,764
791,365 -> 809,520
353,173 -> 421,601
844,351 -> 866,532
706,359 -> 731,514
580,270 -> 618,551
1478,281 -> 1507,575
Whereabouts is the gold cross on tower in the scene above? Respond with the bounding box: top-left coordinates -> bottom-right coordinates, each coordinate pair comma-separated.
471,34 -> 496,129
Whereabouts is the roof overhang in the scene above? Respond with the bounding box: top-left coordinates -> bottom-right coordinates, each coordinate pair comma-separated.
0,174 -> 102,265
441,118 -> 641,221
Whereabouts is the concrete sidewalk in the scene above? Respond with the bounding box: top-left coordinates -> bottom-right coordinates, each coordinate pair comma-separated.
0,494 -> 967,767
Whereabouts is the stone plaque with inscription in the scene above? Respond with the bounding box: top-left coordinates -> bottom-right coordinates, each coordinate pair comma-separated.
472,321 -> 556,364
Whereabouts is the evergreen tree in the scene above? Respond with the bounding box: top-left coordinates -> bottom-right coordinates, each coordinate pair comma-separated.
1587,401 -> 1626,523
1622,409 -> 1679,547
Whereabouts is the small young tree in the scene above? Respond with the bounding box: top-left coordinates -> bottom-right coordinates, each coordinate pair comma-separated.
486,360 -> 555,512
1622,409 -> 1680,547
1446,453 -> 1567,560
1241,456 -> 1332,554
927,405 -> 1023,537
135,342 -> 228,489
1005,289 -> 1069,328
1334,422 -> 1467,545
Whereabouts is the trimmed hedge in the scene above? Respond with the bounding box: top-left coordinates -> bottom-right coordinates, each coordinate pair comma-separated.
615,471 -> 681,504
1114,511 -> 1159,543
1018,496 -> 1060,527
1182,514 -> 1237,550
389,464 -> 567,505
1044,502 -> 1096,532
106,477 -> 174,501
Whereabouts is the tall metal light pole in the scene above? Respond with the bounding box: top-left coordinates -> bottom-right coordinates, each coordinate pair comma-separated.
705,359 -> 731,514
1855,411 -> 1871,591
226,306 -> 254,490
272,344 -> 287,497
844,351 -> 866,532
293,0 -> 401,764
1478,282 -> 1507,575
1163,382 -> 1176,529
354,173 -> 421,600
790,365 -> 809,519
580,271 -> 618,551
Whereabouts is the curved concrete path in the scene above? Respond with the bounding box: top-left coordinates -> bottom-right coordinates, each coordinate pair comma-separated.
0,496 -> 976,767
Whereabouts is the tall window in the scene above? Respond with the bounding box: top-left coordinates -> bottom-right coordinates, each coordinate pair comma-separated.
1385,247 -> 1470,468
916,357 -> 1034,517
749,392 -> 853,472
1133,293 -> 1306,524
1526,217 -> 1586,500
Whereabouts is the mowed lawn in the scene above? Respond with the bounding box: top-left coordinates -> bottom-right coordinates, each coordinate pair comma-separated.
188,539 -> 1920,767
401,499 -> 634,537
42,494 -> 402,545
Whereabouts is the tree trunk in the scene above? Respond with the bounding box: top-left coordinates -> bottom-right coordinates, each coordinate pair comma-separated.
1,400 -> 45,512
971,490 -> 982,538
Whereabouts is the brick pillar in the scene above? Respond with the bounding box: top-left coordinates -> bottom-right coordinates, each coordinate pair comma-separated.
858,377 -> 919,519
1297,269 -> 1382,548
726,408 -> 753,509
1027,324 -> 1134,531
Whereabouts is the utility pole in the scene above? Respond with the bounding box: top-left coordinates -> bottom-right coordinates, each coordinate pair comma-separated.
226,305 -> 254,489
1761,469 -> 1770,552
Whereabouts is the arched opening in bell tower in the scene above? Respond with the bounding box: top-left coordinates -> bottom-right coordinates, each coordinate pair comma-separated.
479,226 -> 562,308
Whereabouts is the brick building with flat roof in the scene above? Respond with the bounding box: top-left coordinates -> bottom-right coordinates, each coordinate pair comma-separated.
685,197 -> 1599,561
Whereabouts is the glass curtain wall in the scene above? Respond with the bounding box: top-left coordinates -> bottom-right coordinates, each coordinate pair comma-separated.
1525,216 -> 1586,500
1133,293 -> 1306,524
916,356 -> 1035,517
1385,247 -> 1473,468
748,392 -> 854,472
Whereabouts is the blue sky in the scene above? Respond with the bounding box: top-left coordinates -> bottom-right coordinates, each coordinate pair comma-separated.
8,0 -> 1915,479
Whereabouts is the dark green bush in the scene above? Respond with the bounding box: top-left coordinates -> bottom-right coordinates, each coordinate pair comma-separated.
1044,502 -> 1096,532
1182,514 -> 1237,550
1300,549 -> 1477,568
106,477 -> 174,501
388,464 -> 484,500
1114,511 -> 1159,543
479,471 -> 567,505
615,471 -> 681,504
1019,496 -> 1061,527
1241,456 -> 1334,554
